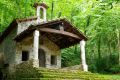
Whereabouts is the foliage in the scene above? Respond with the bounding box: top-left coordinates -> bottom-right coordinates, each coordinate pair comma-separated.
6,60 -> 42,80
109,65 -> 120,74
61,46 -> 80,67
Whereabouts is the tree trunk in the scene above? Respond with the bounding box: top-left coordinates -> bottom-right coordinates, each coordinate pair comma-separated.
74,45 -> 77,54
118,31 -> 120,65
98,36 -> 101,61
51,1 -> 54,19
108,40 -> 112,67
116,28 -> 120,65
84,15 -> 91,35
97,35 -> 101,72
24,0 -> 27,17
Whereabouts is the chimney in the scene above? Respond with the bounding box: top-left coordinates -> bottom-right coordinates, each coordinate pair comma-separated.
33,3 -> 49,23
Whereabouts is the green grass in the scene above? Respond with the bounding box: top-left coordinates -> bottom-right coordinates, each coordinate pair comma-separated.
100,74 -> 120,80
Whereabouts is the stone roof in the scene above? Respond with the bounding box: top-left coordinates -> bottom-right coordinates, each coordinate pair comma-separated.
0,17 -> 88,49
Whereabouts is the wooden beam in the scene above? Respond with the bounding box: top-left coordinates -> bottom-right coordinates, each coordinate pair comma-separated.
39,28 -> 81,40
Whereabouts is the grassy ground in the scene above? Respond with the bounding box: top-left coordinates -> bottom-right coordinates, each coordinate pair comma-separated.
101,74 -> 120,80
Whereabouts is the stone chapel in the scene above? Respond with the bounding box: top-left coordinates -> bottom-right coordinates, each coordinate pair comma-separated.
0,3 -> 88,71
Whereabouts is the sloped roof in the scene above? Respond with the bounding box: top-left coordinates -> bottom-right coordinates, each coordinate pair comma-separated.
14,18 -> 88,49
0,17 -> 88,49
0,17 -> 37,43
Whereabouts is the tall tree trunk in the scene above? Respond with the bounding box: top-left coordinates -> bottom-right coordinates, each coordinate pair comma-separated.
116,28 -> 120,65
57,12 -> 61,18
98,36 -> 101,61
24,0 -> 27,17
84,15 -> 91,35
74,45 -> 77,54
51,1 -> 54,20
118,31 -> 120,65
97,35 -> 101,72
16,0 -> 21,18
108,40 -> 111,67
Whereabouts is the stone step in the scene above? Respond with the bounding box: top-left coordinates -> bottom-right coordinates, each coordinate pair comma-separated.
16,68 -> 109,80
41,75 -> 107,79
37,69 -> 93,74
19,73 -> 108,80
21,78 -> 84,80
36,68 -> 84,72
21,77 -> 109,80
7,67 -> 111,80
39,71 -> 94,75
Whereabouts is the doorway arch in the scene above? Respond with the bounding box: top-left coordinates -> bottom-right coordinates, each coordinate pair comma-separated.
38,48 -> 46,67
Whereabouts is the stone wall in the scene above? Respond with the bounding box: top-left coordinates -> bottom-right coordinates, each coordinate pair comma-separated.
15,35 -> 61,69
0,19 -> 37,64
15,19 -> 37,65
0,43 -> 4,68
0,19 -> 62,69
0,43 -> 4,64
17,19 -> 61,68
40,37 -> 61,69
2,27 -> 17,70
0,42 -> 3,53
17,20 -> 37,34
15,43 -> 33,64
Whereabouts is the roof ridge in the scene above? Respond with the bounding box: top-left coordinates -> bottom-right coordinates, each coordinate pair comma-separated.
16,16 -> 37,23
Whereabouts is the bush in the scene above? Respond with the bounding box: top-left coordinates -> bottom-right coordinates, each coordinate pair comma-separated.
89,64 -> 97,73
109,65 -> 120,74
6,60 -> 43,80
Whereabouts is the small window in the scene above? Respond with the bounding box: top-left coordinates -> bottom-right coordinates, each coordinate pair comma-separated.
51,55 -> 57,65
22,51 -> 29,61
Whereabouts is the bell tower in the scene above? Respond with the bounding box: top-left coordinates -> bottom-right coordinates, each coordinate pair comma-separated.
33,3 -> 49,23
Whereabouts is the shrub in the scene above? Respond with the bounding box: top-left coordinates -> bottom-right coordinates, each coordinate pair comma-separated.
109,65 -> 120,74
6,60 -> 43,80
89,64 -> 97,73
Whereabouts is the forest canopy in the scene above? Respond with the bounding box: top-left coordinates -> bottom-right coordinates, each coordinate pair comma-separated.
0,0 -> 120,73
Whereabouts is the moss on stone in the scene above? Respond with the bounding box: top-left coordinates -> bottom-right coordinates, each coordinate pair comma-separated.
6,62 -> 111,80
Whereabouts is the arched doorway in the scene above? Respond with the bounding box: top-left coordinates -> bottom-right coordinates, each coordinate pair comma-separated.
38,48 -> 46,67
